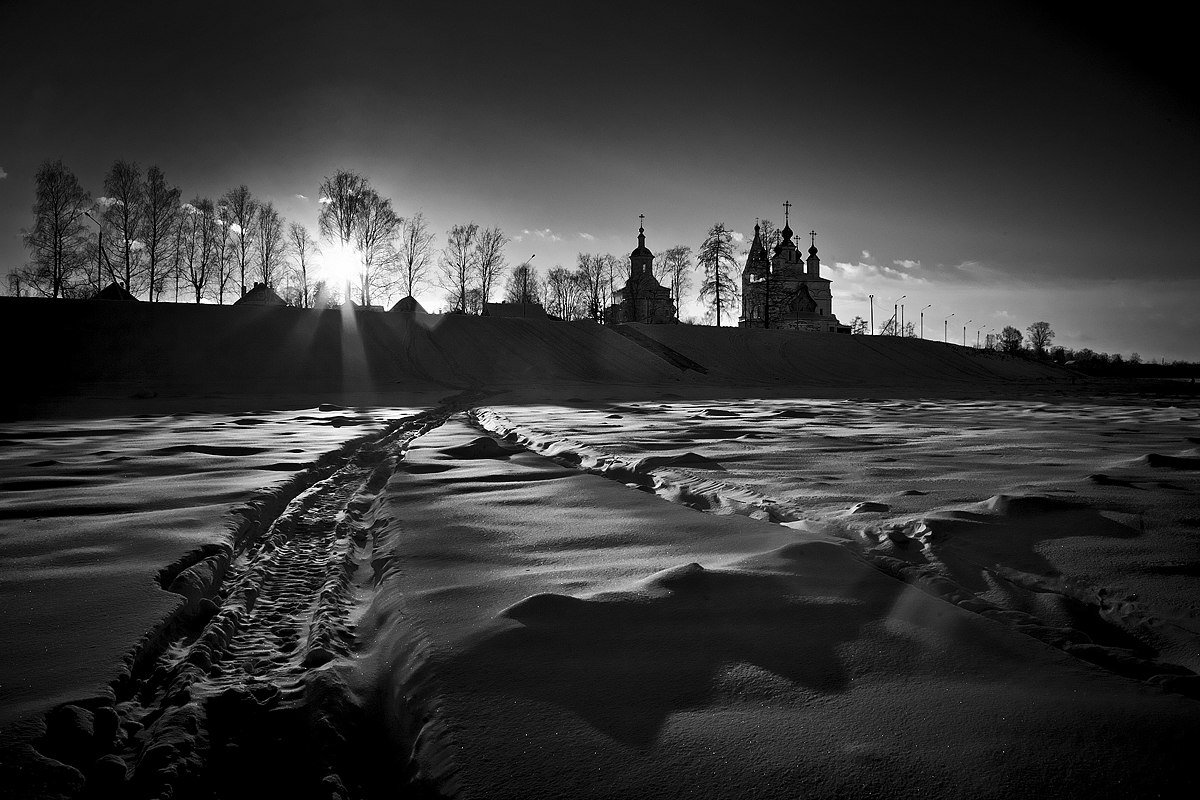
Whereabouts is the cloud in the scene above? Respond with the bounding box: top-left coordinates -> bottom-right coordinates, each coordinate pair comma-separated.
318,197 -> 332,205
579,232 -> 595,241
731,231 -> 745,243
533,228 -> 562,242
0,166 -> 7,179
892,258 -> 921,270
180,203 -> 199,215
828,260 -> 927,284
992,309 -> 1013,319
513,233 -> 525,242
862,250 -> 870,259
94,196 -> 122,208
294,193 -> 309,201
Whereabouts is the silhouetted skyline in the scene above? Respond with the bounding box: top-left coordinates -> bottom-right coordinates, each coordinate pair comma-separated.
2,1 -> 1197,358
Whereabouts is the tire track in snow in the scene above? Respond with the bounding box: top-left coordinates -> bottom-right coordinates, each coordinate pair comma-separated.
15,392 -> 486,800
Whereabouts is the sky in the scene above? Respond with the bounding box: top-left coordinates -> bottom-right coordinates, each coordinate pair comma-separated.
2,1 -> 1198,360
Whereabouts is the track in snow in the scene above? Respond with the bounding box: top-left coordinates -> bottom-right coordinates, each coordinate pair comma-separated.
20,394 -> 484,800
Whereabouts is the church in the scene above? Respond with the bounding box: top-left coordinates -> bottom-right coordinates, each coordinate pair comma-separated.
739,206 -> 849,333
604,217 -> 677,325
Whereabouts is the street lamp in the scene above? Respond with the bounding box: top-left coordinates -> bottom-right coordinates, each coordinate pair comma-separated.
523,254 -> 536,317
944,312 -> 954,343
963,319 -> 972,347
893,294 -> 906,336
920,304 -> 932,340
868,294 -> 874,335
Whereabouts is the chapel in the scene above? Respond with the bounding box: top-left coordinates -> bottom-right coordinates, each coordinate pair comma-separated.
738,205 -> 849,333
604,217 -> 677,325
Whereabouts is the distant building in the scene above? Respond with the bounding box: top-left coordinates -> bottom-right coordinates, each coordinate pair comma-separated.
233,282 -> 286,306
483,302 -> 547,318
390,295 -> 427,313
95,282 -> 138,301
739,210 -> 848,333
604,218 -> 677,325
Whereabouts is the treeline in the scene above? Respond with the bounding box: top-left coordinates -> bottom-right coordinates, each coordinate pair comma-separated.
12,159 -> 325,305
851,316 -> 1196,375
11,159 -> 774,323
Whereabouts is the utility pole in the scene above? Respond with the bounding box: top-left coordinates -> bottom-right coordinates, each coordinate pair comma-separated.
893,294 -> 906,335
901,303 -> 905,336
869,294 -> 874,335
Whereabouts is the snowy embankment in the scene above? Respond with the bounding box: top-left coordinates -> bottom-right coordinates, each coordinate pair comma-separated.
3,298 -> 1071,418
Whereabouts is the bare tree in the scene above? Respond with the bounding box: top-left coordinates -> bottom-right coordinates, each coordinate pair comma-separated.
212,204 -> 236,304
221,185 -> 257,296
542,266 -> 589,319
657,245 -> 693,320
317,170 -> 369,248
758,219 -> 781,255
439,223 -> 479,312
18,159 -> 92,298
287,222 -> 319,308
254,201 -> 285,288
353,190 -> 402,306
576,253 -> 607,321
503,262 -> 541,304
179,200 -> 210,302
140,165 -> 181,302
696,223 -> 739,326
397,210 -> 435,299
474,225 -> 509,306
101,160 -> 146,295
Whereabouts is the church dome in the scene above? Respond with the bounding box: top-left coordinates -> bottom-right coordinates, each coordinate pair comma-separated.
631,221 -> 653,259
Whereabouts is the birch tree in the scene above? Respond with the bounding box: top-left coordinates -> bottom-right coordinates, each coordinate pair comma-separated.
18,160 -> 92,298
101,160 -> 146,295
287,222 -> 319,308
397,210 -> 435,299
473,225 -> 509,306
439,223 -> 478,313
254,201 -> 285,288
221,185 -> 257,296
140,165 -> 181,302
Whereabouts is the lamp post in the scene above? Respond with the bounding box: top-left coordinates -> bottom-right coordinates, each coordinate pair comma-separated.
920,304 -> 932,339
83,209 -> 102,297
523,254 -> 536,317
944,313 -> 954,343
868,294 -> 874,335
963,319 -> 972,346
893,294 -> 906,335
900,303 -> 906,337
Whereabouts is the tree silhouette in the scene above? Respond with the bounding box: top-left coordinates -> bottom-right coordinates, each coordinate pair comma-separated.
18,159 -> 92,298
696,223 -> 738,326
1027,320 -> 1054,356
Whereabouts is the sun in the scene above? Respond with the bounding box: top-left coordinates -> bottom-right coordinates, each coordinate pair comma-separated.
323,241 -> 359,299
